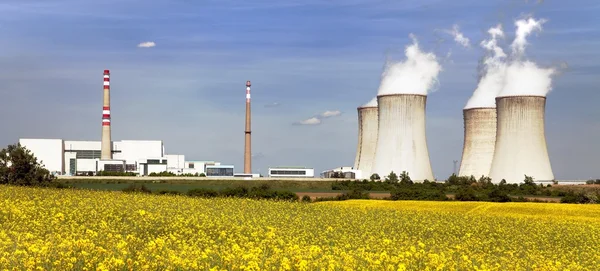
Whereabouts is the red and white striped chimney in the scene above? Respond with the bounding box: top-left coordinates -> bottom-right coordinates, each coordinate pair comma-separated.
101,69 -> 112,160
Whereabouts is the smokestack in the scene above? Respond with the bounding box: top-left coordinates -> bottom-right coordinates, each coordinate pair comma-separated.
458,107 -> 496,178
353,105 -> 378,178
244,80 -> 252,174
372,94 -> 434,181
489,96 -> 554,183
101,69 -> 112,160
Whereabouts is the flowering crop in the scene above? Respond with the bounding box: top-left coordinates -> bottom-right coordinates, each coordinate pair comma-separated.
0,186 -> 598,270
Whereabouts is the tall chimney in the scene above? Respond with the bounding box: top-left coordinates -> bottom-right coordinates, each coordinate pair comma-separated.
101,69 -> 112,160
244,80 -> 252,174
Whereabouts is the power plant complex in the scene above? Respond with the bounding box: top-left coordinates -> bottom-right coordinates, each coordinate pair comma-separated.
16,18 -> 568,184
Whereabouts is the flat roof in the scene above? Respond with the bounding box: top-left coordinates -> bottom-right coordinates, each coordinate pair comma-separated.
269,167 -> 313,169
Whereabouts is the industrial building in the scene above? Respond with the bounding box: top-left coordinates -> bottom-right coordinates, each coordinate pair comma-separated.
489,96 -> 554,183
268,167 -> 314,178
458,107 -> 497,178
371,94 -> 435,182
19,138 -> 235,177
321,167 -> 362,179
353,101 -> 378,179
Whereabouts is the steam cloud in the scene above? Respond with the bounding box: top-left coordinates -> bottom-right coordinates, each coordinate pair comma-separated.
448,24 -> 471,48
499,17 -> 555,97
465,16 -> 556,109
464,25 -> 507,109
377,34 -> 442,96
362,97 -> 377,107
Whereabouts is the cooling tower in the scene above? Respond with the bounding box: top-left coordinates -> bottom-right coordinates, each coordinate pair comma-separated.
353,105 -> 378,177
489,95 -> 554,183
458,108 -> 496,178
372,94 -> 434,181
101,69 -> 112,160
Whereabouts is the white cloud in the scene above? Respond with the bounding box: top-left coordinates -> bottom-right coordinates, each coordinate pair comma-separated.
296,117 -> 321,125
320,110 -> 341,118
137,41 -> 156,48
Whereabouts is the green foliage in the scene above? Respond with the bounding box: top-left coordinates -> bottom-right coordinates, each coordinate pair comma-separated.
96,171 -> 136,176
122,184 -> 152,194
187,185 -> 298,202
370,173 -> 380,181
187,188 -> 219,198
560,191 -> 594,204
156,190 -> 182,196
385,171 -> 399,183
455,188 -> 479,201
301,195 -> 312,203
0,143 -> 56,187
149,171 -> 177,177
487,188 -> 511,202
399,171 -> 413,185
586,179 -> 600,185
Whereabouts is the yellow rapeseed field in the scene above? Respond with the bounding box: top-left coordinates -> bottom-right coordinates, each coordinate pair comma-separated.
0,186 -> 599,271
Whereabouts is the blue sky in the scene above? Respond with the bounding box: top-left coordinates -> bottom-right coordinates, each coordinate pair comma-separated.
1,0 -> 599,179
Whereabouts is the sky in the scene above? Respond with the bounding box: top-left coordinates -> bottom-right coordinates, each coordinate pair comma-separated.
0,0 -> 599,180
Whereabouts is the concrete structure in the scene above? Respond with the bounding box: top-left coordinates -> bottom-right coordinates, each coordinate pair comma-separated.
20,138 -> 169,176
244,80 -> 252,174
372,94 -> 434,181
353,105 -> 378,179
268,167 -> 314,178
489,96 -> 554,183
458,107 -> 497,178
321,166 -> 362,179
101,69 -> 112,160
19,139 -> 64,174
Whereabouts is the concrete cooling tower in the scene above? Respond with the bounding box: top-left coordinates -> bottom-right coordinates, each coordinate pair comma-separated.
458,108 -> 496,178
372,94 -> 434,181
353,105 -> 378,178
489,96 -> 554,183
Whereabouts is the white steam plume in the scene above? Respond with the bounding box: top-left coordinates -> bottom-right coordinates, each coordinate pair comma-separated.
377,34 -> 442,96
362,97 -> 377,107
511,17 -> 545,57
499,16 -> 555,97
448,24 -> 471,48
464,24 -> 507,109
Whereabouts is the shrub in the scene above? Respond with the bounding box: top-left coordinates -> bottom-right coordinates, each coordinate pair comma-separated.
488,188 -> 511,202
187,188 -> 219,198
455,188 -> 479,201
301,195 -> 312,202
561,192 -> 593,204
156,190 -> 182,195
122,184 -> 152,194
97,171 -> 136,177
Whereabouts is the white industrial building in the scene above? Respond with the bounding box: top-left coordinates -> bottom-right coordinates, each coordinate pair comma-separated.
268,167 -> 314,178
19,138 -> 235,177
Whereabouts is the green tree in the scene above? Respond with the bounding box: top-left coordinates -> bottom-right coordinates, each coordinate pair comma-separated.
386,171 -> 399,183
399,171 -> 413,185
370,173 -> 381,181
0,143 -> 55,186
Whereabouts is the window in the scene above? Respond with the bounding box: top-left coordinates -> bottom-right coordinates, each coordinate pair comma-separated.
206,167 -> 234,176
104,164 -> 124,172
126,164 -> 137,171
189,163 -> 195,169
147,159 -> 161,164
270,170 -> 307,175
67,150 -> 101,159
